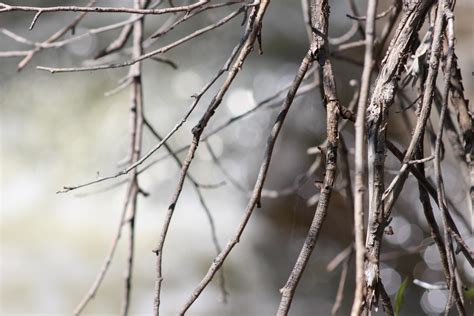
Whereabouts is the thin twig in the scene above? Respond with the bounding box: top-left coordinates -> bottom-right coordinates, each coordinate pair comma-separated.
121,1 -> 145,314
346,4 -> 396,21
331,248 -> 353,316
73,78 -> 318,199
0,1 -> 231,16
74,184 -> 134,315
386,140 -> 472,266
93,0 -> 156,59
327,245 -> 353,272
55,6 -> 252,194
37,4 -> 252,73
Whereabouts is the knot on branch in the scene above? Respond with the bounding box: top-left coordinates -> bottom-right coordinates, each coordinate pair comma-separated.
191,123 -> 203,136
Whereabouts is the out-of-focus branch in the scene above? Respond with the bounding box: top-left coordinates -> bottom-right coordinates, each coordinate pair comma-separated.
331,248 -> 353,316
386,140 -> 473,267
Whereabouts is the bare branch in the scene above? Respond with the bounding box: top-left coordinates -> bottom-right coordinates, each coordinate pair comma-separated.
37,4 -> 252,73
0,1 -> 239,16
121,1 -> 145,314
365,1 -> 435,308
351,0 -> 377,314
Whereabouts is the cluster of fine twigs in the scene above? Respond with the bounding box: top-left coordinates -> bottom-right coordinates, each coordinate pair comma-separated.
1,0 -> 472,315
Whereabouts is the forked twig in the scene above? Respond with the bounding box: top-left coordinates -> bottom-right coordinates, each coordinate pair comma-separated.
182,48 -> 312,315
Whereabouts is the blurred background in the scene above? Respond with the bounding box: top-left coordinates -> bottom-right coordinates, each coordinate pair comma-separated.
1,0 -> 473,315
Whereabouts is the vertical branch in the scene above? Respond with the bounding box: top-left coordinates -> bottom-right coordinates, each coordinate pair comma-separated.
443,51 -> 473,228
433,8 -> 465,314
122,0 -> 145,315
446,55 -> 473,158
72,4 -> 146,314
365,0 -> 434,307
277,1 -> 341,314
351,0 -> 377,314
329,137 -> 354,316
